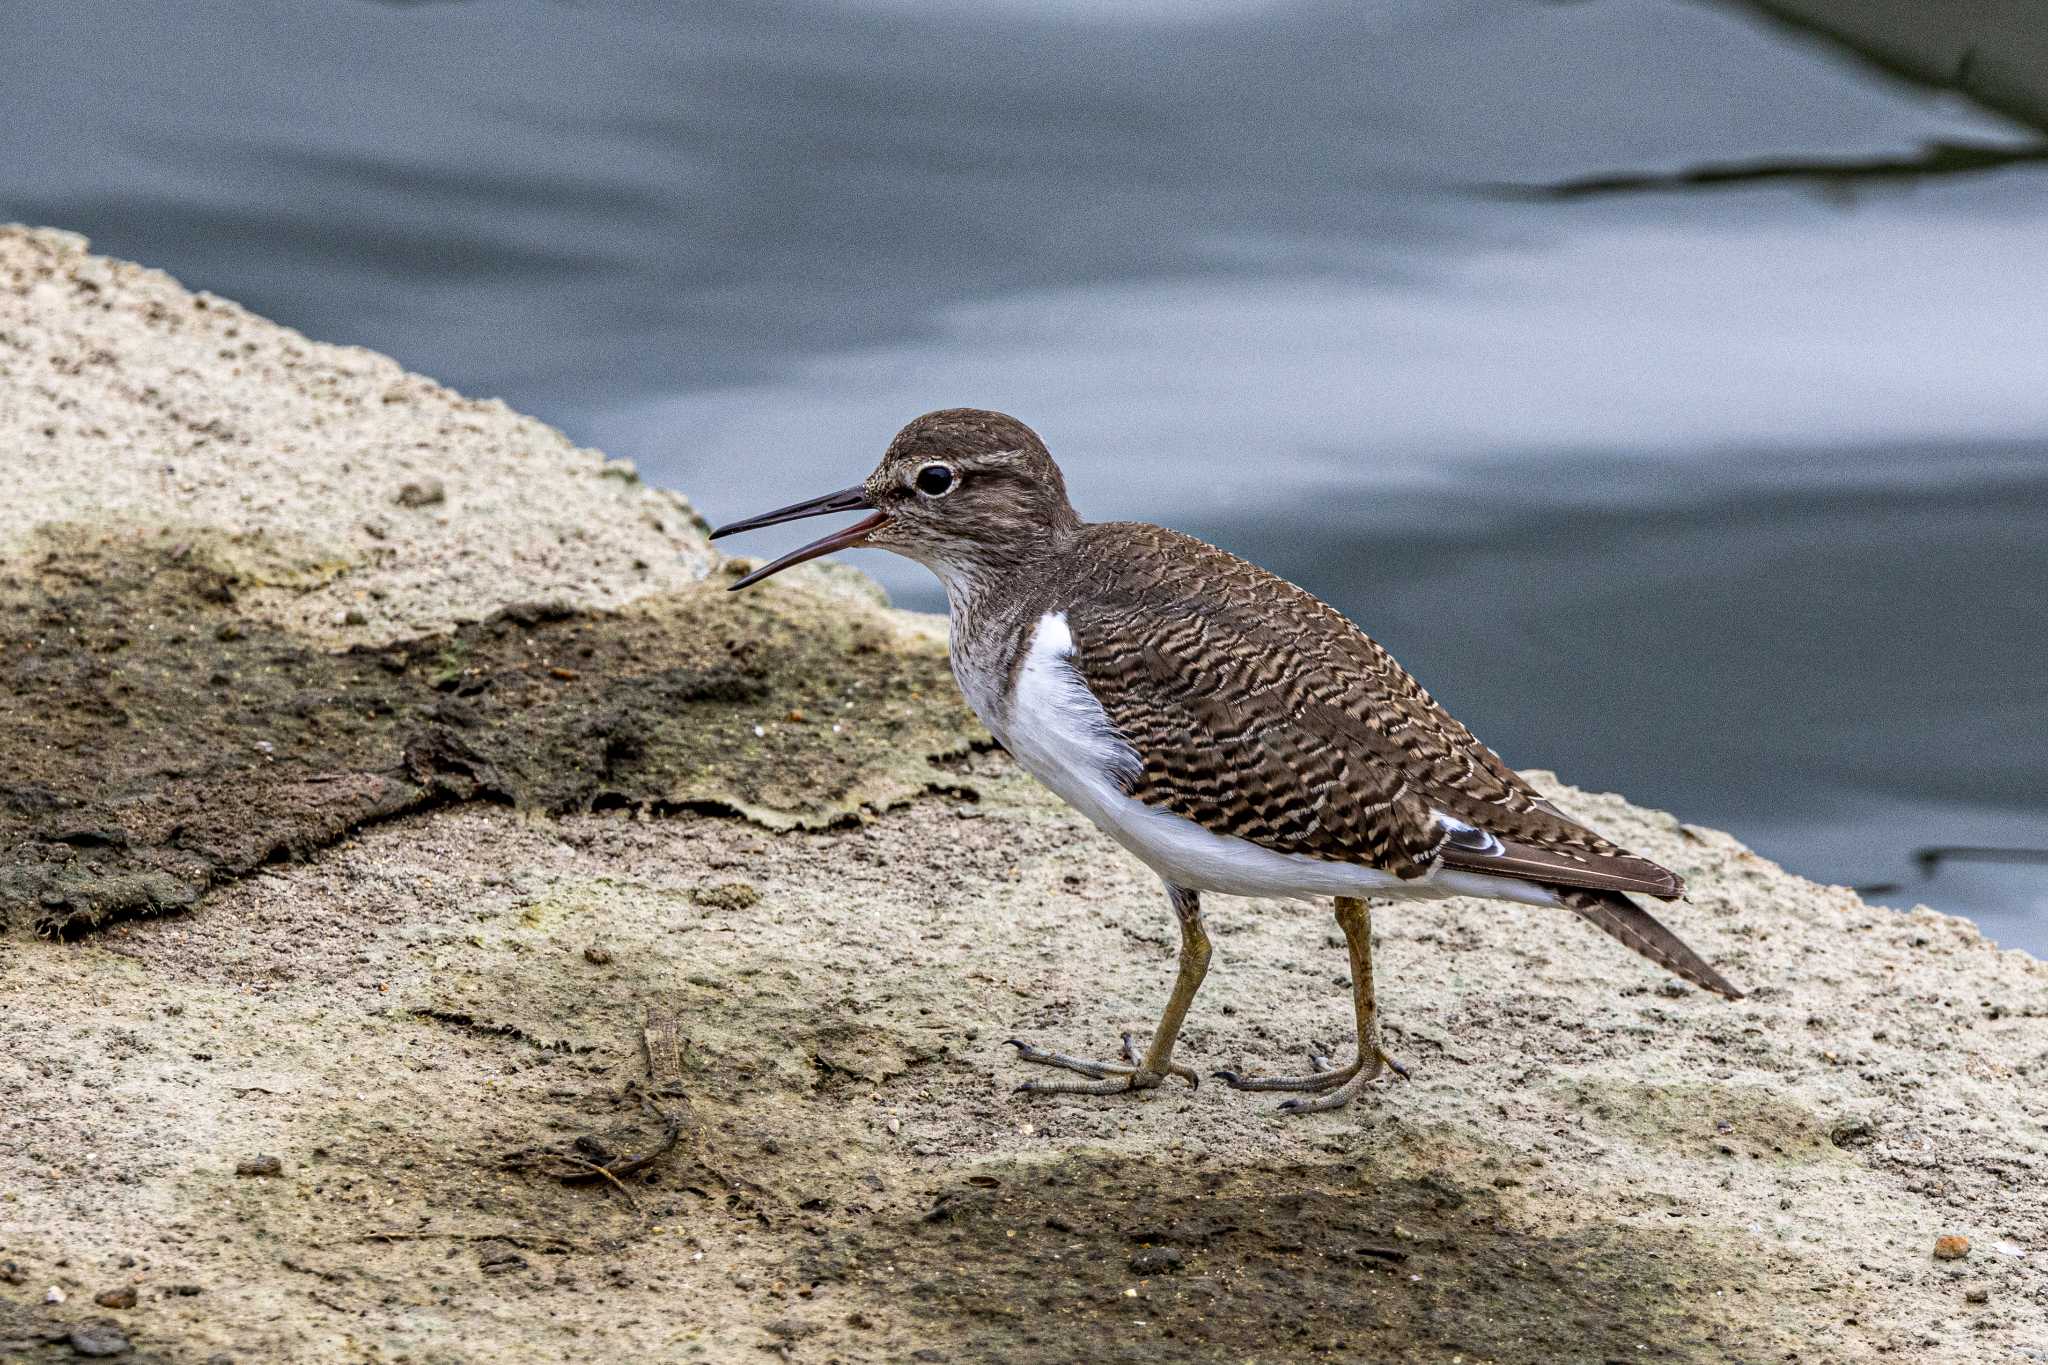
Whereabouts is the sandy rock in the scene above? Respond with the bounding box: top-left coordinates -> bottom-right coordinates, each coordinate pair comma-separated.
1,231 -> 2045,1364
0,224 -> 714,646
0,238 -> 979,935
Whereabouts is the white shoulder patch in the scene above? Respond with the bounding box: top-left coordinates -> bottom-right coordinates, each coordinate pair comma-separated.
1005,612 -> 1143,794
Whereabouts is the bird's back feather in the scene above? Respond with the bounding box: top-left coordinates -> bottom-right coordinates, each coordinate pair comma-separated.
1058,522 -> 1675,889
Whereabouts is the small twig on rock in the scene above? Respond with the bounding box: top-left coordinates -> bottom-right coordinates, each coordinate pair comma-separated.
347,1230 -> 597,1255
498,1089 -> 687,1209
551,1155 -> 644,1213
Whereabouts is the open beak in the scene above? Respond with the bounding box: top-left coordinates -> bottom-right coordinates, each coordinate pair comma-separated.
709,485 -> 888,590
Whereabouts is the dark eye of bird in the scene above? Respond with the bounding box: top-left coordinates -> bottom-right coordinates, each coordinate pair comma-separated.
915,464 -> 955,496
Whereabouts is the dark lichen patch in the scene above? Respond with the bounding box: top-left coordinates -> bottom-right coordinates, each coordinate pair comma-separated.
807,1153 -> 1793,1364
0,527 -> 979,935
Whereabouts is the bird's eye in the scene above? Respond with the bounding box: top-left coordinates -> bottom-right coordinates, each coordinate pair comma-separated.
914,463 -> 956,496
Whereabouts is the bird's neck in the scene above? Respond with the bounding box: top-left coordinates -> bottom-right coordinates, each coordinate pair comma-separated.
922,529 -> 1078,724
920,522 -> 1079,627
931,556 -> 995,625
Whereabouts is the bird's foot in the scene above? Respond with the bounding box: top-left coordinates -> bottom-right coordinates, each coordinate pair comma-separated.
1007,1033 -> 1199,1097
1213,1046 -> 1410,1113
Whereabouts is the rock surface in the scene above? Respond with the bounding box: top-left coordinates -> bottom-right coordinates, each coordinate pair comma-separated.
0,226 -> 715,645
1,227 -> 2044,1363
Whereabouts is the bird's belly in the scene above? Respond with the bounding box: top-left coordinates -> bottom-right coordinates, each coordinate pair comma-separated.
1019,744 -> 1546,903
1032,754 -> 1412,899
996,700 -> 1548,904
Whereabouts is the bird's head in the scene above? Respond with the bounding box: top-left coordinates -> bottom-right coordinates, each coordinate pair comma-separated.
711,408 -> 1079,591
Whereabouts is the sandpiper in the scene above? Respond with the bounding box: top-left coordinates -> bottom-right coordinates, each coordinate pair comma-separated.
712,409 -> 1741,1113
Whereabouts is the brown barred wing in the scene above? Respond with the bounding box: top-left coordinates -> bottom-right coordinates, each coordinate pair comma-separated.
1060,522 -> 1685,895
1063,590 -> 1451,878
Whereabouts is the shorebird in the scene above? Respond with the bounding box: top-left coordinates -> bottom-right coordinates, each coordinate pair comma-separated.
712,409 -> 1741,1113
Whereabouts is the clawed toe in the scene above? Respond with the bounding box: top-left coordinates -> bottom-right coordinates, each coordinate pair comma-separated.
1215,1045 -> 1410,1111
1213,1047 -> 1357,1094
1006,1038 -> 1123,1080
1007,1035 -> 1195,1098
1272,1048 -> 1409,1114
1014,1073 -> 1150,1097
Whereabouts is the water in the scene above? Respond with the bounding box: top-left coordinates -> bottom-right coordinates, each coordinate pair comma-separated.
5,0 -> 2043,949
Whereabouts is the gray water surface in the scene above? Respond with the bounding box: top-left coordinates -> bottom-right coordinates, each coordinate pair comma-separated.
5,0 -> 2043,948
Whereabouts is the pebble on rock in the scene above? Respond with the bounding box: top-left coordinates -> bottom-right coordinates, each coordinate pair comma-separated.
394,478 -> 446,508
1129,1247 -> 1185,1275
1933,1234 -> 1971,1261
68,1323 -> 133,1358
691,881 -> 761,911
1964,1282 -> 1990,1304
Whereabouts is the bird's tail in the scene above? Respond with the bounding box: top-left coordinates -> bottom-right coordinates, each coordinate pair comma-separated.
1553,887 -> 1744,999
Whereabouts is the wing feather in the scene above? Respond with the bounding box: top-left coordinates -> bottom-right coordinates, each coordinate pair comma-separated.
1439,836 -> 1682,899
1063,523 -> 1684,896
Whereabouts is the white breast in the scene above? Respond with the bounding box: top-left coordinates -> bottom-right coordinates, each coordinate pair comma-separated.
975,612 -> 1558,908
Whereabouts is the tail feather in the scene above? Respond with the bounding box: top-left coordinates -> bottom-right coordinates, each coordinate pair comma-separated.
1554,887 -> 1743,1000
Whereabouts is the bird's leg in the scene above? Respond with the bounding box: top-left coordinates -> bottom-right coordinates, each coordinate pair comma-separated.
1011,884 -> 1209,1096
1213,896 -> 1410,1112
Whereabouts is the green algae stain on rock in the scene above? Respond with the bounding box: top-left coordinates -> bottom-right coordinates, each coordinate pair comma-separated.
0,527 -> 982,935
185,527 -> 358,593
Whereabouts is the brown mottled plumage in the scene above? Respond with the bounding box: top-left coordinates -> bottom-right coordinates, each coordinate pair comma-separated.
1045,521 -> 1732,1000
713,408 -> 1742,1111
1061,522 -> 1673,886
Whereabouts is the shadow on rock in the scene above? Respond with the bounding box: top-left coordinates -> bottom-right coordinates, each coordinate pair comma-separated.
787,1151 -> 1790,1364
